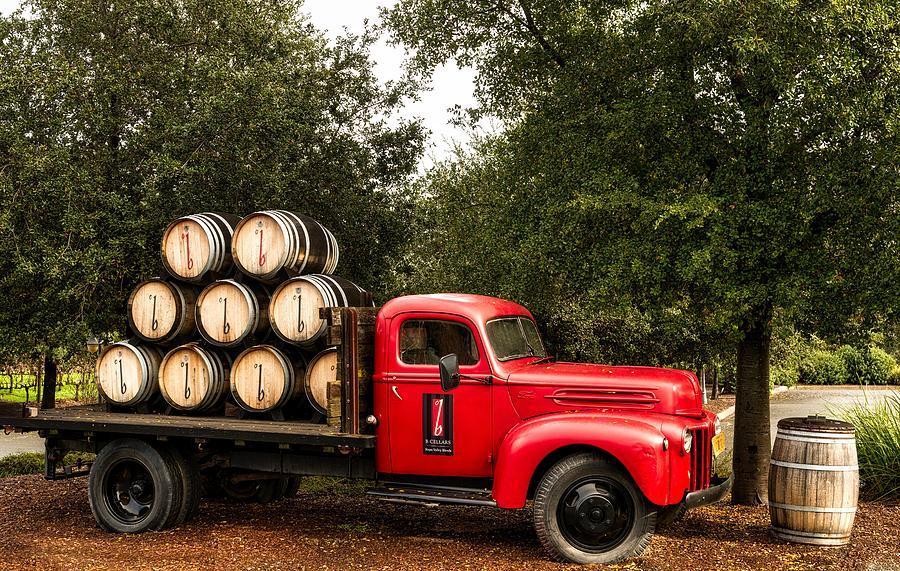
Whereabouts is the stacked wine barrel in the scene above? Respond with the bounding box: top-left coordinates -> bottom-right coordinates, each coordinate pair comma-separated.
95,210 -> 372,420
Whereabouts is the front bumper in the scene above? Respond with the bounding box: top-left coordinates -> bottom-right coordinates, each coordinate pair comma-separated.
684,475 -> 732,509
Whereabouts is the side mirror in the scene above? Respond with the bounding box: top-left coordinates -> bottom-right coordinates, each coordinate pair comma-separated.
439,353 -> 460,392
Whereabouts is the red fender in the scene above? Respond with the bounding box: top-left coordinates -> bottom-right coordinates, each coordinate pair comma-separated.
492,412 -> 670,508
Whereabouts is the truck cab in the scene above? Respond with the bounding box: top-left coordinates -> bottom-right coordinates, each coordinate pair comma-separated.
370,294 -> 730,563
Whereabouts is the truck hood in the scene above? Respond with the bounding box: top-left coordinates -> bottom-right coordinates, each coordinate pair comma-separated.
505,361 -> 704,420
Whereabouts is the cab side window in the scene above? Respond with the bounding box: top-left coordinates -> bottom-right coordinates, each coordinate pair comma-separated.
400,319 -> 479,366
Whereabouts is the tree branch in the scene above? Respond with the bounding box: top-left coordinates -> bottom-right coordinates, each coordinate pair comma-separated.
517,1 -> 566,68
495,1 -> 566,69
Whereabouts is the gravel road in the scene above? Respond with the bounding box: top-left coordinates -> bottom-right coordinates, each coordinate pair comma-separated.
0,474 -> 896,571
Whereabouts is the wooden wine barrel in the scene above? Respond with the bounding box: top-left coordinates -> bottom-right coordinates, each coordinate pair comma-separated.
769,416 -> 859,546
161,212 -> 241,283
158,343 -> 230,412
95,342 -> 162,407
127,278 -> 197,344
231,210 -> 339,283
269,275 -> 371,346
230,345 -> 306,413
305,348 -> 338,415
195,279 -> 269,347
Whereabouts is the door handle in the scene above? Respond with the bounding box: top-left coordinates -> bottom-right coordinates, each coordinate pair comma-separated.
391,386 -> 403,401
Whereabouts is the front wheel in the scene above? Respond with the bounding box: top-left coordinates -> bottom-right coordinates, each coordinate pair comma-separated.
533,452 -> 656,564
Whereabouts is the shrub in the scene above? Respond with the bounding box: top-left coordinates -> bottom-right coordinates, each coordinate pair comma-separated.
0,451 -> 94,478
865,347 -> 898,385
0,452 -> 44,477
799,349 -> 848,385
838,393 -> 900,500
771,366 -> 799,388
838,345 -> 897,385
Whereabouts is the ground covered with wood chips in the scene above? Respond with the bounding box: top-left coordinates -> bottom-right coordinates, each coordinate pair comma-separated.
0,474 -> 897,571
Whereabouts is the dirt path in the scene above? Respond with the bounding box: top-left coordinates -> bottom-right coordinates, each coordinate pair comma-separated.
0,475 -> 896,571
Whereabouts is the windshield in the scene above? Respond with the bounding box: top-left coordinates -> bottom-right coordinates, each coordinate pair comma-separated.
486,317 -> 547,361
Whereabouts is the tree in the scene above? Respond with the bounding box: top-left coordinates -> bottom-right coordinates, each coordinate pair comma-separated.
385,0 -> 900,503
0,0 -> 423,385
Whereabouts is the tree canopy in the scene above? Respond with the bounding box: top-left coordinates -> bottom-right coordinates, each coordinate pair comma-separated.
0,0 -> 424,363
385,0 -> 900,502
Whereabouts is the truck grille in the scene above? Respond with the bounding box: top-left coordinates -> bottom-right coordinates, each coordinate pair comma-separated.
689,426 -> 712,491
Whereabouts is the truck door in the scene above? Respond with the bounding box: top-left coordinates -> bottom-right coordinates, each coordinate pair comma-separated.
385,314 -> 493,478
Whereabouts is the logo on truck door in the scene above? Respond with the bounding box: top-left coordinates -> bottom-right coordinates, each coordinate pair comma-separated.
423,394 -> 454,455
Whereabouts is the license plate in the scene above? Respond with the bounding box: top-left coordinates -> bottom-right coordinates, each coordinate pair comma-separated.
712,432 -> 726,457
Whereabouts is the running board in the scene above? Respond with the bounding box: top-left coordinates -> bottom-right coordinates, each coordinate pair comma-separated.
367,482 -> 496,507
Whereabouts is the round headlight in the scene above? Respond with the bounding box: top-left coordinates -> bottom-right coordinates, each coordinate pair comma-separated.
682,428 -> 693,454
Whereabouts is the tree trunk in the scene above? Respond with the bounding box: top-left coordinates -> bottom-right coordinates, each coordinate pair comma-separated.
731,315 -> 772,505
712,364 -> 719,400
41,355 -> 57,410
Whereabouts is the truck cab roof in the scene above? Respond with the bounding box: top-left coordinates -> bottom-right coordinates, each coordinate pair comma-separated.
379,293 -> 534,323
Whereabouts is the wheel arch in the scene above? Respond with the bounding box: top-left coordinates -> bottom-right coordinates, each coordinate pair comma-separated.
492,412 -> 670,508
525,444 -> 626,501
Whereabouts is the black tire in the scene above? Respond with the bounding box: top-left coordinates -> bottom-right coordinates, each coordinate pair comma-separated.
200,467 -> 225,499
220,469 -> 265,502
284,476 -> 301,498
88,439 -> 182,533
533,452 -> 656,564
256,477 -> 290,504
163,446 -> 201,524
656,503 -> 687,528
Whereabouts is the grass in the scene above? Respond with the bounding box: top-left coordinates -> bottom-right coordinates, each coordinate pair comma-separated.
0,451 -> 95,478
0,373 -> 97,404
836,391 -> 900,501
0,384 -> 85,403
297,476 -> 372,496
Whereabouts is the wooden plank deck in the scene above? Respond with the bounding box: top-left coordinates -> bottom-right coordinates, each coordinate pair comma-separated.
1,406 -> 376,448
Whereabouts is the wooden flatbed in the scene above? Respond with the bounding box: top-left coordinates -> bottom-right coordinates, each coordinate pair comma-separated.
0,406 -> 376,448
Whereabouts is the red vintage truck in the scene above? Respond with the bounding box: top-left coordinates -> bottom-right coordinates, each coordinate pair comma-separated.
0,293 -> 729,564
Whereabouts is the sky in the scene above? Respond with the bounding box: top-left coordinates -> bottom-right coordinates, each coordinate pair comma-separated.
0,0 -> 481,167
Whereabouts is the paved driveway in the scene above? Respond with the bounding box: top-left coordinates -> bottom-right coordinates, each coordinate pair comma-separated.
0,431 -> 43,457
719,385 -> 895,449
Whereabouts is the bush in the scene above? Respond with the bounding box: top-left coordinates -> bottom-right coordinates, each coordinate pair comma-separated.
0,451 -> 94,478
865,347 -> 898,385
0,452 -> 44,477
837,345 -> 897,385
799,349 -> 848,385
771,366 -> 799,388
839,393 -> 900,500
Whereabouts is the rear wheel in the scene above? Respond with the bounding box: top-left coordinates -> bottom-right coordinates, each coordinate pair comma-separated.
284,476 -> 301,498
88,439 -> 181,533
256,477 -> 290,504
533,452 -> 656,564
219,469 -> 288,503
163,446 -> 201,524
